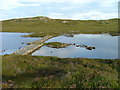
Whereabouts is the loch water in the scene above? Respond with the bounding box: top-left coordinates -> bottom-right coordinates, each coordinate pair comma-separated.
0,32 -> 40,55
32,34 -> 119,59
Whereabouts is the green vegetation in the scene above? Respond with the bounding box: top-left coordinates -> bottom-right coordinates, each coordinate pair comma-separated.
1,17 -> 119,88
23,32 -> 60,37
2,55 -> 120,88
44,42 -> 70,48
2,16 -> 118,37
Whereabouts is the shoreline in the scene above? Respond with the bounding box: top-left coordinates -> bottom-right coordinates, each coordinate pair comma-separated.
13,36 -> 53,55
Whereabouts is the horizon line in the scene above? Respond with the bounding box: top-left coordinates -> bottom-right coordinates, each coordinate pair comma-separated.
0,16 -> 118,21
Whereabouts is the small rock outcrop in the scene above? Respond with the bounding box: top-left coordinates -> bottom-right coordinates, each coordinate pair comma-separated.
62,21 -> 68,23
86,47 -> 96,50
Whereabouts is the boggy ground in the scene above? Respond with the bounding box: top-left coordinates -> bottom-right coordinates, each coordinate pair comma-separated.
1,17 -> 120,88
2,55 -> 120,88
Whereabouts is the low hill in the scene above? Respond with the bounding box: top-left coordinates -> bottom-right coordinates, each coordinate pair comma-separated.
2,16 -> 118,37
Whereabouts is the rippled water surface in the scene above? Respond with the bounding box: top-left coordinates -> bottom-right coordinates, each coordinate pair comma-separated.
32,34 -> 119,59
0,32 -> 40,55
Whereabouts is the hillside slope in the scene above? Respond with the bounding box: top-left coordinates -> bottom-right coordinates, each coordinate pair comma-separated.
2,16 -> 118,36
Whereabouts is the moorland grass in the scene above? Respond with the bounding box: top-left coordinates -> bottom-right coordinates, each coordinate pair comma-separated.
44,42 -> 70,48
2,55 -> 120,88
1,17 -> 119,88
2,17 -> 118,37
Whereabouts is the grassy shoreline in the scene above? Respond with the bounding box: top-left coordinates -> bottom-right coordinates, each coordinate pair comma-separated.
2,17 -> 119,37
2,55 -> 120,88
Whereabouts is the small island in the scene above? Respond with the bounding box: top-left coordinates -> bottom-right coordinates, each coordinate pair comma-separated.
44,42 -> 70,48
44,42 -> 96,50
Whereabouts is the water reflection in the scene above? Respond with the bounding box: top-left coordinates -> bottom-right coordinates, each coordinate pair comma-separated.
0,32 -> 40,55
32,34 -> 118,59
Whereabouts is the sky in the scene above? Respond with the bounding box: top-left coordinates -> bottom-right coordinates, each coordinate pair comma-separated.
0,0 -> 119,20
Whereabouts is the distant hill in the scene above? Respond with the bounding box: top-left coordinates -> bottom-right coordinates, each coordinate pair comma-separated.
2,16 -> 118,36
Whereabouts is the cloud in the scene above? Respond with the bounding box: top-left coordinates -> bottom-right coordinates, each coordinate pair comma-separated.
0,0 -> 39,10
48,11 -> 117,20
48,13 -> 68,19
0,0 -> 119,10
0,0 -> 118,20
71,12 -> 118,20
24,0 -> 119,5
0,0 -> 20,10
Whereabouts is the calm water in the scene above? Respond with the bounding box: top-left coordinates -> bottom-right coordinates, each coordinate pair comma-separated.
32,34 -> 119,59
0,32 -> 40,55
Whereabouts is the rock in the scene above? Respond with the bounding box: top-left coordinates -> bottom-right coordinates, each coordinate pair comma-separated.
8,83 -> 14,87
76,45 -> 79,47
46,75 -> 54,80
64,34 -> 74,37
69,34 -> 74,37
27,43 -> 31,45
92,47 -> 96,49
86,47 -> 93,50
7,80 -> 14,88
73,43 -> 76,45
34,77 -> 40,82
7,80 -> 13,84
78,45 -> 82,47
62,21 -> 67,23
70,84 -> 76,88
